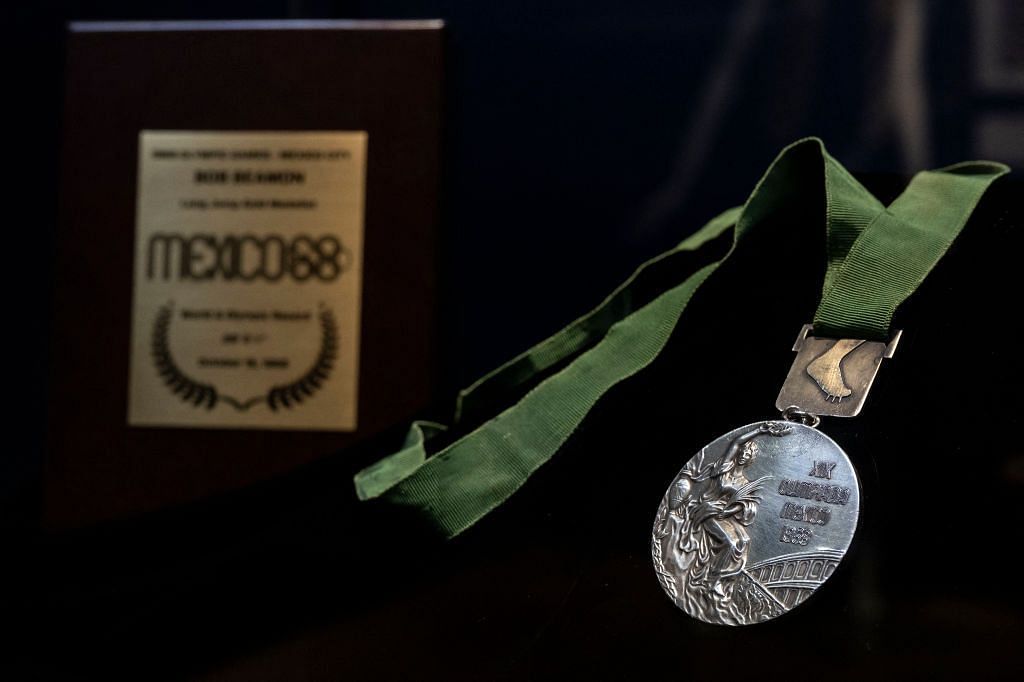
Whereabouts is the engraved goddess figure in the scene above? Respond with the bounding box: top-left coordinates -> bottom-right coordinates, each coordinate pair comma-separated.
653,422 -> 790,624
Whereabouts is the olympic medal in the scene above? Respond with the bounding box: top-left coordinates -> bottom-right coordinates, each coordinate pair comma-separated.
651,421 -> 859,625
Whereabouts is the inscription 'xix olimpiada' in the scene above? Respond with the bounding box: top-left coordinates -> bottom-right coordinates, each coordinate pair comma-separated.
651,421 -> 859,625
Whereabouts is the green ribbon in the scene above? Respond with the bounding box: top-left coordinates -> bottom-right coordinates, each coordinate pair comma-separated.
354,138 -> 1007,538
814,161 -> 1009,339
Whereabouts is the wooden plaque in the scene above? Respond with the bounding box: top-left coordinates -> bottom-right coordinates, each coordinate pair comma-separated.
46,20 -> 443,528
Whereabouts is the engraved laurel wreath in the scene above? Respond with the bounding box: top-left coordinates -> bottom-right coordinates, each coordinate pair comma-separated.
151,302 -> 338,411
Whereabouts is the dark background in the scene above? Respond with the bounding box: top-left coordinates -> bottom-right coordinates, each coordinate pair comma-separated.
9,1 -> 1024,679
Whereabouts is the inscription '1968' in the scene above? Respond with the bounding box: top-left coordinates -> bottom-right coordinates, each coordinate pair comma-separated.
778,479 -> 851,505
779,524 -> 812,546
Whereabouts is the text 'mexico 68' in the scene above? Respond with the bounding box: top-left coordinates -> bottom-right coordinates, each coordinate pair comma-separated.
145,232 -> 349,282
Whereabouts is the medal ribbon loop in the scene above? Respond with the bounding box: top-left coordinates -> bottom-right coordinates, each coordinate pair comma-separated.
354,138 -> 1007,538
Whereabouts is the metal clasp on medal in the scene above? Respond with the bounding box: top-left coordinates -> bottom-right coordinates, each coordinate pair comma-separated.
775,324 -> 901,419
779,405 -> 821,428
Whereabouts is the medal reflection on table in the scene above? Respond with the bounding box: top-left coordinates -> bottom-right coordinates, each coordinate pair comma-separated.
651,157 -> 1007,626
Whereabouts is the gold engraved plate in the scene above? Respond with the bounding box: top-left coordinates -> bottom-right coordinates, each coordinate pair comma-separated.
775,324 -> 900,418
128,131 -> 367,430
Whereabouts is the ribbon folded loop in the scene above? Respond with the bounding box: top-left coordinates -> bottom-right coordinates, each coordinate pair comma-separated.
354,138 -> 1008,538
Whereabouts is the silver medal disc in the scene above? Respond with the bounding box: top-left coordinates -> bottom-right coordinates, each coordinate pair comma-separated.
651,421 -> 859,625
